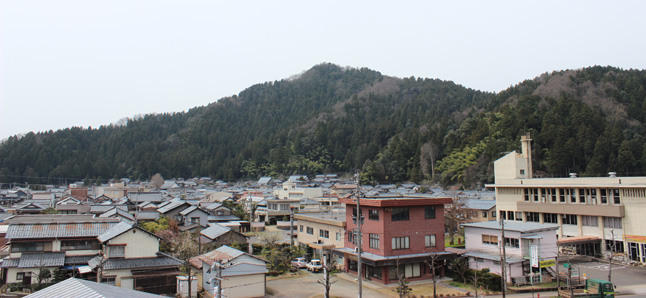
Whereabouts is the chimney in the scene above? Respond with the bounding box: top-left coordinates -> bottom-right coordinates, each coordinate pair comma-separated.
608,172 -> 617,178
521,133 -> 533,178
570,173 -> 578,178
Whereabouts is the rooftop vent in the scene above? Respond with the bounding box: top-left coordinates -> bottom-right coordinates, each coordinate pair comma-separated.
569,173 -> 578,178
608,172 -> 617,178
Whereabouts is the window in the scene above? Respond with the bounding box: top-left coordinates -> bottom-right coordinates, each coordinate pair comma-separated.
526,212 -> 540,223
191,217 -> 200,224
108,245 -> 125,258
482,234 -> 498,245
280,204 -> 289,211
425,206 -> 436,219
590,189 -> 597,203
319,229 -> 329,239
559,188 -> 566,203
524,188 -> 530,201
392,237 -> 410,250
101,276 -> 116,285
540,188 -> 547,202
11,242 -> 46,253
482,211 -> 488,218
336,232 -> 342,241
369,210 -> 379,221
391,208 -> 410,221
504,237 -> 520,248
352,208 -> 364,224
604,217 -> 622,229
507,211 -> 515,221
369,234 -> 380,249
61,240 -> 100,251
499,211 -> 506,219
551,188 -> 557,202
543,213 -> 558,224
299,225 -> 303,232
579,189 -> 586,203
533,188 -> 539,202
492,211 -> 496,218
306,227 -> 314,235
582,216 -> 598,227
16,272 -> 24,281
515,212 -> 523,221
404,263 -> 421,278
425,235 -> 436,247
613,189 -> 621,204
520,169 -> 525,175
569,189 -> 577,203
562,214 -> 578,225
600,189 -> 608,204
216,210 -> 224,216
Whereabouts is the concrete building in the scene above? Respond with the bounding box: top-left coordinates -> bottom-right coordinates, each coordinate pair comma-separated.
462,221 -> 559,283
294,212 -> 346,260
333,195 -> 455,284
488,133 -> 646,263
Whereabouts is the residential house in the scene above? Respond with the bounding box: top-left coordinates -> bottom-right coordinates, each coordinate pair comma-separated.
89,222 -> 183,295
463,199 -> 497,223
462,220 -> 559,284
255,199 -> 300,223
333,195 -> 456,284
189,245 -> 267,298
157,200 -> 192,222
2,215 -> 120,287
180,206 -> 210,227
488,134 -> 646,262
294,212 -> 346,261
55,197 -> 91,215
199,224 -> 248,247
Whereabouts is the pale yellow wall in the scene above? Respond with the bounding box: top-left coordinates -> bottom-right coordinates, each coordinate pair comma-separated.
222,274 -> 265,298
108,229 -> 159,258
6,267 -> 57,284
297,219 -> 345,248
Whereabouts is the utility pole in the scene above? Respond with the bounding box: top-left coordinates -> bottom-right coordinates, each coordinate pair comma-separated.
500,218 -> 507,298
290,206 -> 295,247
355,171 -> 363,298
210,259 -> 230,298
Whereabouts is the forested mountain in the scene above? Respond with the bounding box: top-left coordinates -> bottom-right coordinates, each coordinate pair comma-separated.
1,64 -> 646,188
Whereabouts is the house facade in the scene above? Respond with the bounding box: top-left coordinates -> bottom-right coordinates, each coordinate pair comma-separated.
333,195 -> 455,284
488,134 -> 646,263
294,212 -> 346,260
462,221 -> 559,283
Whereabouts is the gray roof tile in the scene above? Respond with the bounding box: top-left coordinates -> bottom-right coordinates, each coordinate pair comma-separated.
18,252 -> 65,268
97,221 -> 134,243
25,277 -> 165,298
7,222 -> 119,239
200,224 -> 231,240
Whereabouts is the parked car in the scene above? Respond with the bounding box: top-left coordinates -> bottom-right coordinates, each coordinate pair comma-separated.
306,259 -> 323,273
291,257 -> 307,268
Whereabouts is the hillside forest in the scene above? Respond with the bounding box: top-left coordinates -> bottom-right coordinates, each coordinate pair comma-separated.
2,64 -> 646,188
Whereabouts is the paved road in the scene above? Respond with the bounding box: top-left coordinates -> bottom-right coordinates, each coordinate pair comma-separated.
267,270 -> 390,298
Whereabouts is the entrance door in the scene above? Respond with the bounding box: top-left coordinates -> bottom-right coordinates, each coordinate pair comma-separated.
22,274 -> 31,286
629,242 -> 639,261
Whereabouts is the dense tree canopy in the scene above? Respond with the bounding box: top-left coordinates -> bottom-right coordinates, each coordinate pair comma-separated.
2,64 -> 646,188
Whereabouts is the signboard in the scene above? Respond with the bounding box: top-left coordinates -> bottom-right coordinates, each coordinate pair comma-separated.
564,263 -> 570,268
530,245 -> 539,268
539,259 -> 556,268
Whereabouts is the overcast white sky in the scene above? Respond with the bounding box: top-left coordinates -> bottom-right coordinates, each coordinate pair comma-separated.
2,1 -> 646,140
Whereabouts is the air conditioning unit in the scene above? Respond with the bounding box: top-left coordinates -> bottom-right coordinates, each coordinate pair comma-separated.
354,247 -> 359,253
590,199 -> 597,205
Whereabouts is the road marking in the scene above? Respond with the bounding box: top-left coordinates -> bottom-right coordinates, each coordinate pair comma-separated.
576,262 -> 625,270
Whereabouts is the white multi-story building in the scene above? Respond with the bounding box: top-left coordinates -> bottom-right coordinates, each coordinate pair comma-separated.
488,134 -> 646,263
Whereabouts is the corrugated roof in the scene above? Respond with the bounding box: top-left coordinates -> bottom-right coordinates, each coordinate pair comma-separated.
7,221 -> 119,239
200,224 -> 231,240
135,211 -> 160,220
97,221 -> 134,243
25,277 -> 165,298
179,206 -> 198,216
89,254 -> 182,270
18,252 -> 65,268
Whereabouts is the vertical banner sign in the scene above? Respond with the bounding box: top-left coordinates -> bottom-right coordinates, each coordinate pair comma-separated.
530,244 -> 539,268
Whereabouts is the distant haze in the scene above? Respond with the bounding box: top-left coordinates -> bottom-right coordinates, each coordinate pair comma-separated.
2,0 -> 646,140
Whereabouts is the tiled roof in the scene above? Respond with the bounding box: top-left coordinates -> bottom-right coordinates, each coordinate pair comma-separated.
179,206 -> 198,216
89,254 -> 182,270
200,224 -> 231,240
1,258 -> 19,268
464,199 -> 496,210
207,215 -> 240,222
90,205 -> 128,213
65,255 -> 98,265
189,245 -> 245,269
18,252 -> 65,268
99,207 -> 135,221
97,221 -> 134,243
25,277 -> 165,298
157,201 -> 187,214
461,220 -> 559,232
7,221 -> 119,239
135,211 -> 160,220
127,192 -> 163,203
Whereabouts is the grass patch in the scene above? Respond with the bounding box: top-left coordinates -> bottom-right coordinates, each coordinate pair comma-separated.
445,234 -> 465,247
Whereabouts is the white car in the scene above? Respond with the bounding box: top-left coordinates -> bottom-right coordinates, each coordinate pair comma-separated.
306,259 -> 323,272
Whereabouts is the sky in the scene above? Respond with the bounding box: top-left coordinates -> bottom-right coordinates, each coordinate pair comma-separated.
2,1 -> 646,140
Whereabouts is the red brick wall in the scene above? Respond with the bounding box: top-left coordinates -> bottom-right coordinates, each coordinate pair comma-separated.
345,201 -> 446,257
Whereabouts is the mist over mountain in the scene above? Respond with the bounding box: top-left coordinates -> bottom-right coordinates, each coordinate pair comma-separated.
2,63 -> 646,188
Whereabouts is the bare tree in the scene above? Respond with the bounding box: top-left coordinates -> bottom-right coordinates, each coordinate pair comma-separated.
471,258 -> 480,298
424,253 -> 442,298
258,231 -> 284,246
317,250 -> 337,298
420,141 -> 439,180
445,195 -> 468,245
151,173 -> 164,189
392,258 -> 412,298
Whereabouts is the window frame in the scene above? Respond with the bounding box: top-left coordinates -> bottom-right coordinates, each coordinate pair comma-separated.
391,236 -> 410,250
391,207 -> 410,221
